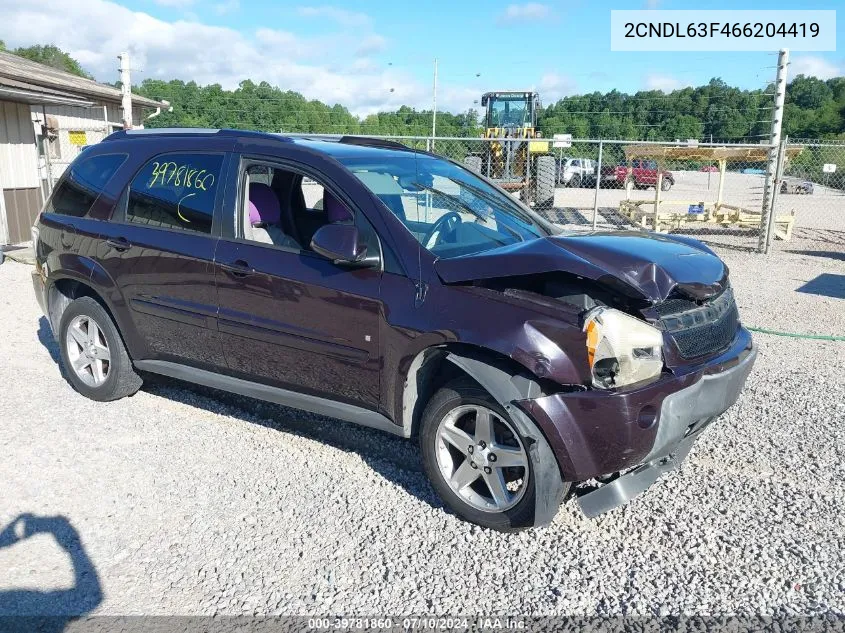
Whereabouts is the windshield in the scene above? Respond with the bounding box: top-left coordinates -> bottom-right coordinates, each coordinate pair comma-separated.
488,96 -> 531,127
339,154 -> 550,259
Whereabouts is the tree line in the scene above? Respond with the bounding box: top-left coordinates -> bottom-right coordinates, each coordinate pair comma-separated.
134,75 -> 844,143
2,42 -> 842,141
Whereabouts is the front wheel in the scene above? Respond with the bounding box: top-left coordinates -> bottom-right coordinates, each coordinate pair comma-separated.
661,178 -> 672,191
420,377 -> 568,531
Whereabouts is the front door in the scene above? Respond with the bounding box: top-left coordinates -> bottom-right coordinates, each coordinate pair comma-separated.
214,157 -> 382,410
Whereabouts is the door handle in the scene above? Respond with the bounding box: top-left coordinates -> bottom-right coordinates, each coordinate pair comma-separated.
106,237 -> 131,252
221,259 -> 252,277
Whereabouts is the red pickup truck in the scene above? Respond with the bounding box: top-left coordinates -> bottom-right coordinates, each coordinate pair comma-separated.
600,159 -> 674,191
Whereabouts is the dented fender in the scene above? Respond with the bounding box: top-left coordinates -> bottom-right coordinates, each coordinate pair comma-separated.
445,352 -> 568,526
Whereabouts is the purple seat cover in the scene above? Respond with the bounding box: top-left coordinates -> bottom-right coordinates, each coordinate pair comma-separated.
324,190 -> 352,223
248,183 -> 281,225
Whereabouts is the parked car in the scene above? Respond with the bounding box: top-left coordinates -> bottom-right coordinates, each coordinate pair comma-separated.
31,129 -> 756,531
780,178 -> 814,194
699,165 -> 719,173
558,157 -> 596,187
604,159 -> 675,190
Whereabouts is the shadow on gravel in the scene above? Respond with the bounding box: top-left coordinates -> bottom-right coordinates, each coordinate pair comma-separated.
141,375 -> 445,513
33,317 -> 443,512
0,514 -> 102,632
796,273 -> 845,299
787,249 -> 845,262
37,317 -> 61,365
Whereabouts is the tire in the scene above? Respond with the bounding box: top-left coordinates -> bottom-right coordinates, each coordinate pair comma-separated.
570,173 -> 582,188
660,178 -> 672,191
534,155 -> 556,211
420,377 -> 569,531
58,296 -> 142,402
464,155 -> 482,174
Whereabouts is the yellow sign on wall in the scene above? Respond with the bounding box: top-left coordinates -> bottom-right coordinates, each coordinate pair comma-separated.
68,131 -> 87,146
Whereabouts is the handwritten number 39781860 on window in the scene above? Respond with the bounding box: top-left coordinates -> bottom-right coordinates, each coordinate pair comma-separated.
147,161 -> 216,224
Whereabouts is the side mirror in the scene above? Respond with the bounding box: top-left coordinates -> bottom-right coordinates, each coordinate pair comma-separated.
310,224 -> 368,265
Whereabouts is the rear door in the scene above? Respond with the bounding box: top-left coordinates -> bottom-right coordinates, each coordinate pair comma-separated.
213,154 -> 383,410
96,149 -> 231,369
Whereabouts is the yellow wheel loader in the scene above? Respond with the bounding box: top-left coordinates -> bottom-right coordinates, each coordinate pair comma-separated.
464,91 -> 555,210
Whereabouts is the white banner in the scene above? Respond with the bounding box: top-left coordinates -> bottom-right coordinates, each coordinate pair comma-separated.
611,10 -> 836,51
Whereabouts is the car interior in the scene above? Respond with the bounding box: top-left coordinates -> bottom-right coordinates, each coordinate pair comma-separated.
241,164 -> 353,251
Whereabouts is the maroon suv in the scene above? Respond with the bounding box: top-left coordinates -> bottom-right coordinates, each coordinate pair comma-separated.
31,129 -> 756,531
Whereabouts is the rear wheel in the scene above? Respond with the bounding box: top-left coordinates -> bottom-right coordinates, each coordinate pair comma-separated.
661,178 -> 672,191
420,377 -> 568,531
534,155 -> 556,211
58,297 -> 142,401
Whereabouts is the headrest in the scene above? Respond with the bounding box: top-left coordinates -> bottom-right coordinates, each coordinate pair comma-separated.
248,183 -> 281,225
324,190 -> 352,223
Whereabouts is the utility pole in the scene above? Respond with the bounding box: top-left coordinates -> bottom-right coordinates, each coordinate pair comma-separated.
758,48 -> 788,252
118,52 -> 132,128
431,58 -> 438,139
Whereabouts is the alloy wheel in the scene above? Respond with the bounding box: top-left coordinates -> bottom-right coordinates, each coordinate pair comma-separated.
65,315 -> 111,387
434,404 -> 529,513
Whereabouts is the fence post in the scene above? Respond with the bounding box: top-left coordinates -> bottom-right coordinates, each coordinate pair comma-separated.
758,48 -> 789,252
592,141 -> 603,230
764,136 -> 788,254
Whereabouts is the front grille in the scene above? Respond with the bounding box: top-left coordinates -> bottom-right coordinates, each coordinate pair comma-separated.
657,286 -> 740,359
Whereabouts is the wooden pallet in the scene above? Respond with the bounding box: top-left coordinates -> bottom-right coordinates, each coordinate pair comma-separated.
618,199 -> 796,241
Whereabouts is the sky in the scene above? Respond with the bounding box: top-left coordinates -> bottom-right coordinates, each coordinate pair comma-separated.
0,0 -> 842,116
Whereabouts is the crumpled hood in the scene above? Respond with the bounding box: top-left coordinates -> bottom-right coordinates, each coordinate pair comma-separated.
434,231 -> 727,302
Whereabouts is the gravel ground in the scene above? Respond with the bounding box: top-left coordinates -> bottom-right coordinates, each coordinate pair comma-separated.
1,251 -> 844,618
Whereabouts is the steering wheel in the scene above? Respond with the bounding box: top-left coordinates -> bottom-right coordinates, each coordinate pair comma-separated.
422,212 -> 462,249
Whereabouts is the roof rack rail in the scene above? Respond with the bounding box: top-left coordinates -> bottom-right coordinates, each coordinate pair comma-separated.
103,128 -> 295,143
337,136 -> 411,151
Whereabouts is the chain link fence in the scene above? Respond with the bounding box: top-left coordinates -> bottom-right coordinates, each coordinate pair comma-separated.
773,139 -> 845,253
42,126 -> 843,255
45,123 -> 110,183
307,135 -> 802,252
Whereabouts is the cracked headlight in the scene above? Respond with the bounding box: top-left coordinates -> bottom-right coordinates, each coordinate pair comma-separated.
584,308 -> 664,389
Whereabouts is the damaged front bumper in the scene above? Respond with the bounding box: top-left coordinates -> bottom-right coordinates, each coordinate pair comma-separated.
515,327 -> 757,517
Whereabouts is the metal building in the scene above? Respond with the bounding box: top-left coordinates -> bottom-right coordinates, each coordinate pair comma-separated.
0,51 -> 165,245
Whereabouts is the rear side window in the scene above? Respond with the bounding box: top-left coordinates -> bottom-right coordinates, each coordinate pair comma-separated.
126,153 -> 223,234
47,153 -> 127,217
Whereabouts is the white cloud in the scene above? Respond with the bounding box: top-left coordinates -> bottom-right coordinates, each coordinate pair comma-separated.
644,73 -> 688,92
0,0 -> 426,116
537,72 -> 576,102
790,55 -> 844,80
355,34 -> 387,56
497,3 -> 552,24
644,0 -> 660,9
296,5 -> 371,28
0,0 -> 565,117
153,0 -> 194,6
213,0 -> 240,15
